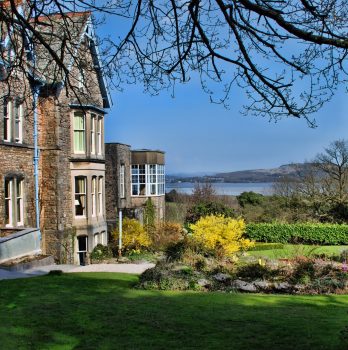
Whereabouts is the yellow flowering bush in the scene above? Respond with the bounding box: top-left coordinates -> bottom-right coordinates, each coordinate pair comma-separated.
112,218 -> 151,252
189,215 -> 254,256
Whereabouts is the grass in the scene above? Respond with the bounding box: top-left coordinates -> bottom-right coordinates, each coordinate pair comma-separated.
248,243 -> 348,260
1,273 -> 348,349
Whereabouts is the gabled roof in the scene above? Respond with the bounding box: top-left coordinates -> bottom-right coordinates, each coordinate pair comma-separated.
30,11 -> 111,108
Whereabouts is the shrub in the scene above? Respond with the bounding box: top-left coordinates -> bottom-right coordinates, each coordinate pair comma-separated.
112,218 -> 151,252
236,263 -> 277,280
165,239 -> 190,261
237,191 -> 264,208
246,223 -> 348,245
90,244 -> 113,261
151,222 -> 185,250
137,263 -> 202,291
185,201 -> 235,225
189,215 -> 254,256
291,259 -> 316,284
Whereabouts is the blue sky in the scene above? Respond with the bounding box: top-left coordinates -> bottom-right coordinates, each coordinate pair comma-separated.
104,75 -> 348,174
100,18 -> 348,175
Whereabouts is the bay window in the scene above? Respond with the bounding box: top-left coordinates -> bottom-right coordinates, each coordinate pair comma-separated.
73,112 -> 85,153
72,111 -> 103,157
75,176 -> 86,217
131,164 -> 165,196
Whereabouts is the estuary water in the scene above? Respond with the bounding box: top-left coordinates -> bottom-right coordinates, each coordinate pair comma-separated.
165,182 -> 274,196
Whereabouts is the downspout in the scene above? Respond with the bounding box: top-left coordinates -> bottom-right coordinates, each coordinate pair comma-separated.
118,209 -> 122,257
32,83 -> 41,236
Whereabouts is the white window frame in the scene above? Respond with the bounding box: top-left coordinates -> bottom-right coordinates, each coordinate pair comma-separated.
131,164 -> 165,197
91,176 -> 96,217
73,113 -> 86,154
4,99 -> 11,142
75,176 -> 87,217
78,68 -> 85,91
94,233 -> 99,247
100,231 -> 106,245
91,114 -> 96,155
119,164 -> 125,198
16,179 -> 23,226
97,116 -> 102,155
98,176 -> 103,216
14,101 -> 23,143
4,177 -> 24,227
5,178 -> 13,227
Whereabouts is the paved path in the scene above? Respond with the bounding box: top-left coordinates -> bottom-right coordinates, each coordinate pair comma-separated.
0,263 -> 155,280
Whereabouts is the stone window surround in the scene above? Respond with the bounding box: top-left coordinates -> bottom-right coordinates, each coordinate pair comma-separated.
72,173 -> 105,221
71,109 -> 104,159
4,174 -> 24,228
93,230 -> 106,247
3,97 -> 24,144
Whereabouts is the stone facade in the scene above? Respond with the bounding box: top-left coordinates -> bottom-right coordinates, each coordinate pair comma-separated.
105,143 -> 166,230
0,10 -> 111,264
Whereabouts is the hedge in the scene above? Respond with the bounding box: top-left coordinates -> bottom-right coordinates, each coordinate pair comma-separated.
245,223 -> 348,245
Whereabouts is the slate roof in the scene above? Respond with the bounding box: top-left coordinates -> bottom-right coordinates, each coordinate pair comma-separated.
31,12 -> 90,84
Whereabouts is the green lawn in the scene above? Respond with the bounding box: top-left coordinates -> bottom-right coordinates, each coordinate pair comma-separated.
248,244 -> 348,260
0,273 -> 348,350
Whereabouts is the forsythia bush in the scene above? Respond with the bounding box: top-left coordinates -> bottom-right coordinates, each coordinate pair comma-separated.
113,218 -> 151,251
246,223 -> 348,245
189,215 -> 254,256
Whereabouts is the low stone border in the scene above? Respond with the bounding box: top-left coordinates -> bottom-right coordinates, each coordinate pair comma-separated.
0,255 -> 55,271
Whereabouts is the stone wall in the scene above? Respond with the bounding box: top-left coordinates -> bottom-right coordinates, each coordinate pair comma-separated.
0,32 -> 109,262
105,143 -> 132,223
105,143 -> 166,226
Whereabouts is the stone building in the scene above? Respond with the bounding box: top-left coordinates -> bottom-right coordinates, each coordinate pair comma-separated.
105,143 -> 165,231
0,3 -> 111,264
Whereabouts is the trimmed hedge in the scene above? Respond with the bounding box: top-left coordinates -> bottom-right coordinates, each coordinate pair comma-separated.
245,223 -> 348,245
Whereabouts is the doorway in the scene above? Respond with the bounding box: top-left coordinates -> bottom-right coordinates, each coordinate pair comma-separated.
77,236 -> 88,265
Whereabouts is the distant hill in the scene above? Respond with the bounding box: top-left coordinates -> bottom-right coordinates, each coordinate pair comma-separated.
167,163 -> 311,183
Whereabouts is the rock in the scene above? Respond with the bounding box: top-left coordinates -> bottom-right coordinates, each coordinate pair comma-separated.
213,273 -> 231,282
254,280 -> 271,290
293,284 -> 306,292
274,282 -> 291,291
231,279 -> 257,292
197,278 -> 211,287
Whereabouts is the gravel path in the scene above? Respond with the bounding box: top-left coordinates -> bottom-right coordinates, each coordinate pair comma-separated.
0,263 -> 155,280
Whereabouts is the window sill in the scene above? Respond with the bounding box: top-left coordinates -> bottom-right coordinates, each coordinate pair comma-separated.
131,194 -> 165,197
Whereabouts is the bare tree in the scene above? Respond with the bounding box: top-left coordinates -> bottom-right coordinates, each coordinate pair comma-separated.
2,1 -> 348,121
274,140 -> 348,221
314,140 -> 348,204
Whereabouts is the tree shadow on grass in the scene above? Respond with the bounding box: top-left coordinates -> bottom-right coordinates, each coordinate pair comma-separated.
0,273 -> 347,350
